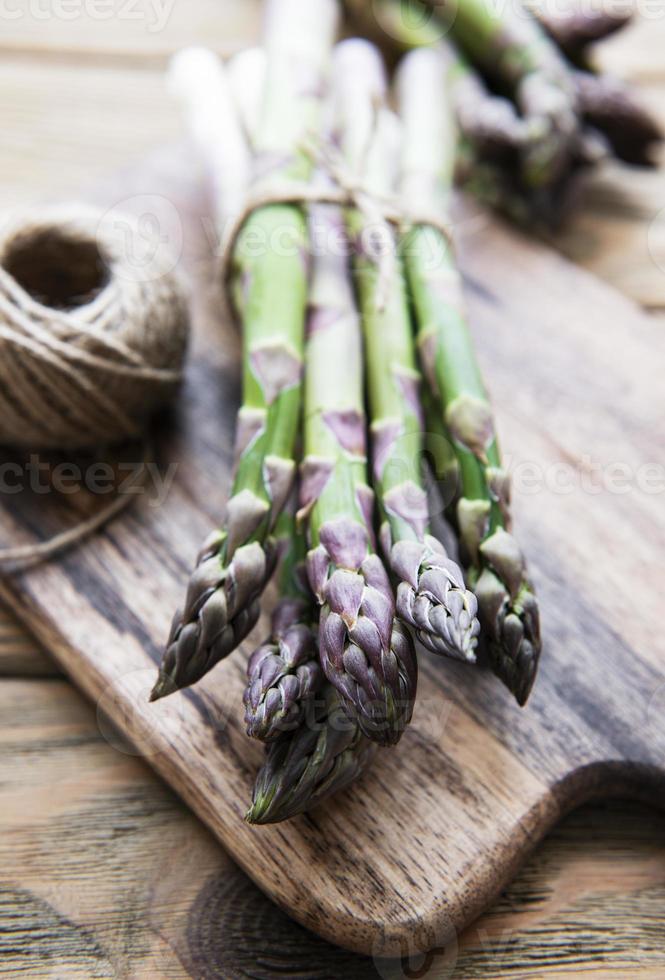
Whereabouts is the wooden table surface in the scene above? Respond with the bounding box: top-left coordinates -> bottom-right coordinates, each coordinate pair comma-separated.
1,3 -> 664,977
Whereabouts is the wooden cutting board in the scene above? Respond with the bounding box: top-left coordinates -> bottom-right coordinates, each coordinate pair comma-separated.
1,151 -> 664,959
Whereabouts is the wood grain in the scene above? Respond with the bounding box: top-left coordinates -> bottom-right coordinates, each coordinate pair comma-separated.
0,61 -> 182,210
2,679 -> 663,978
0,154 -> 663,955
0,608 -> 56,677
549,150 -> 665,310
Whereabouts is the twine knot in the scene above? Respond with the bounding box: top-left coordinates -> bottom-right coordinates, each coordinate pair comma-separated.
219,141 -> 454,318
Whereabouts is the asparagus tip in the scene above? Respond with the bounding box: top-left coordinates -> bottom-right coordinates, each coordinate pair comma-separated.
244,803 -> 263,825
245,788 -> 277,825
515,654 -> 539,708
149,672 -> 176,702
392,538 -> 481,665
459,647 -> 478,666
484,609 -> 542,708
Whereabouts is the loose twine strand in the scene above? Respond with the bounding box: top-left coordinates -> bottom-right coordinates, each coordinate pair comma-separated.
0,457 -> 148,571
0,204 -> 188,570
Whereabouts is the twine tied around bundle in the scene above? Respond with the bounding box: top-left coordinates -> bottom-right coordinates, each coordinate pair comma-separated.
218,138 -> 455,319
0,203 -> 188,569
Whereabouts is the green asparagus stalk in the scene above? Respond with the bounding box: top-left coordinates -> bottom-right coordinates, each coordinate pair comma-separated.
246,683 -> 375,824
333,39 -> 480,663
397,47 -> 542,705
243,511 -> 323,741
151,0 -> 339,700
300,182 -> 418,745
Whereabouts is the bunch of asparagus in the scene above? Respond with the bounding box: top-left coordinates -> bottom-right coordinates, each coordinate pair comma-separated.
344,0 -> 661,226
151,0 -> 653,823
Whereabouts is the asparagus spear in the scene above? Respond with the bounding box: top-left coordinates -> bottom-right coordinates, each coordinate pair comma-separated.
397,47 -> 542,705
246,683 -> 375,824
153,49 -> 263,700
243,512 -> 323,741
300,183 -> 418,745
151,1 -> 339,700
333,39 -> 479,662
228,42 -> 415,737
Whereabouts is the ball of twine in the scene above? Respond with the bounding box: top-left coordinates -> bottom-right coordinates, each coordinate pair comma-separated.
0,203 -> 189,569
0,204 -> 189,449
